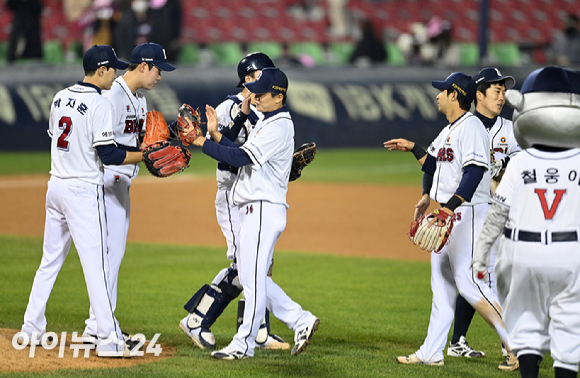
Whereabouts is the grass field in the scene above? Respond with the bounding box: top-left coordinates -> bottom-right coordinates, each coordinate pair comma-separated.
0,151 -> 555,377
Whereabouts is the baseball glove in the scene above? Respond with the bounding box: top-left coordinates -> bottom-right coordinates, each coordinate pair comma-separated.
409,209 -> 454,252
142,110 -> 191,178
289,142 -> 317,182
176,104 -> 203,146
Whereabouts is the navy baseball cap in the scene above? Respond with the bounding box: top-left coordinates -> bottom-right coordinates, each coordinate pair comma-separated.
244,67 -> 288,95
130,42 -> 176,72
473,67 -> 516,89
432,72 -> 476,103
83,45 -> 128,71
520,66 -> 580,94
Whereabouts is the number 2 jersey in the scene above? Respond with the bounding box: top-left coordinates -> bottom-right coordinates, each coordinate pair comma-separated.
427,111 -> 491,206
493,148 -> 580,232
102,76 -> 148,178
48,82 -> 115,185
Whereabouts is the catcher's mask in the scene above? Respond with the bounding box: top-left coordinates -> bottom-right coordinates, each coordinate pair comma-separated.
236,52 -> 275,88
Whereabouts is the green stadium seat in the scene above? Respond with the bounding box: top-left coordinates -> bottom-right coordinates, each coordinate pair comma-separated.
490,43 -> 521,66
43,40 -> 64,65
208,42 -> 244,66
177,43 -> 199,64
386,43 -> 405,66
246,42 -> 283,61
289,42 -> 326,66
328,42 -> 355,65
458,43 -> 479,66
0,42 -> 7,65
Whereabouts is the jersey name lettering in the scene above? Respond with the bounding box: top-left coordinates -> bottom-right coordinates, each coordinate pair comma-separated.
123,119 -> 144,134
437,147 -> 454,162
534,188 -> 566,220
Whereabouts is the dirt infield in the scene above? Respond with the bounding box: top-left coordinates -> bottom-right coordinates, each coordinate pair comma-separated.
0,174 -> 431,372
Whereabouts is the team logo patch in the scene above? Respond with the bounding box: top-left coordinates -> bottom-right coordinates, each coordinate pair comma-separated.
126,105 -> 131,112
500,137 -> 507,143
114,175 -> 121,183
522,169 -> 537,184
446,137 -> 451,144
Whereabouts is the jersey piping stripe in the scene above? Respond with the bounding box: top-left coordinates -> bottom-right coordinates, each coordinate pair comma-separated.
470,205 -> 502,318
242,201 -> 263,355
117,79 -> 141,177
241,146 -> 262,168
525,149 -> 580,160
98,185 -> 122,350
225,191 -> 238,261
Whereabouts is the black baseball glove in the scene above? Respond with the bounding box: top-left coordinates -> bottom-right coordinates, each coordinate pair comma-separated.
289,142 -> 317,182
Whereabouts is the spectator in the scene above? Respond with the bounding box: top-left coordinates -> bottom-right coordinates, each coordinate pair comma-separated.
114,0 -> 150,61
147,0 -> 182,62
547,13 -> 580,67
349,19 -> 387,66
7,0 -> 43,63
424,16 -> 460,68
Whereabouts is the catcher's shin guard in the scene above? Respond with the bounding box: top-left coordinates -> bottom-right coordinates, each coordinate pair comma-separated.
184,281 -> 242,330
236,299 -> 270,344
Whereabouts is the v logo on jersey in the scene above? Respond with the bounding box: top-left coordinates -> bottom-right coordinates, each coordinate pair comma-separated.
534,189 -> 566,220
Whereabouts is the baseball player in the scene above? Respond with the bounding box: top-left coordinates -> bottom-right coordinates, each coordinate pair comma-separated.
384,72 -> 518,370
473,66 -> 580,378
82,42 -> 176,342
448,67 -> 521,361
179,52 -> 289,350
18,45 -> 143,357
189,68 -> 319,359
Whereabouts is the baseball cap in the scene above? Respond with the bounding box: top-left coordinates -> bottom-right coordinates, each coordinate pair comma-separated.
432,72 -> 476,103
130,42 -> 176,72
83,45 -> 129,71
473,67 -> 516,89
244,67 -> 288,95
520,66 -> 580,94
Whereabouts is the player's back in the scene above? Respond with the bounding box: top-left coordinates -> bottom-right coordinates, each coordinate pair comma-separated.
500,148 -> 580,231
48,83 -> 115,185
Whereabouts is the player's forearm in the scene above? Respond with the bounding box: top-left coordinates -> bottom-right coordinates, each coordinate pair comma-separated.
123,151 -> 143,165
472,202 -> 509,267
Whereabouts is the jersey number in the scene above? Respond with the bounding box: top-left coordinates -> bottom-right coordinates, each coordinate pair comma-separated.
534,188 -> 566,220
57,116 -> 73,151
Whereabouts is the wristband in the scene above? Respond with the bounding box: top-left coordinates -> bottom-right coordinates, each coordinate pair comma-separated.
411,144 -> 427,160
445,195 -> 463,212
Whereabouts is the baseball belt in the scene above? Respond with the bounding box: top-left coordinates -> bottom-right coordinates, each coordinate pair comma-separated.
504,227 -> 578,243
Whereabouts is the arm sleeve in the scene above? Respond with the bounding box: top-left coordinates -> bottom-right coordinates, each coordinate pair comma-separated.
454,165 -> 485,202
202,138 -> 252,167
421,154 -> 437,175
96,144 -> 127,165
422,172 -> 433,196
472,202 -> 509,267
220,112 -> 249,142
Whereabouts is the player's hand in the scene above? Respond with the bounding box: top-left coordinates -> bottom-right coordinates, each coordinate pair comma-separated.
414,194 -> 431,221
383,139 -> 414,152
241,92 -> 251,116
472,262 -> 489,282
205,105 -> 219,136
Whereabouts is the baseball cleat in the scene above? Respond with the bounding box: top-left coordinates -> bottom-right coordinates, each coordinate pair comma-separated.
211,345 -> 248,360
97,339 -> 141,358
16,332 -> 53,346
256,334 -> 290,350
498,352 -> 519,371
81,333 -> 97,345
291,318 -> 320,356
179,315 -> 216,350
447,336 -> 485,358
396,353 -> 444,366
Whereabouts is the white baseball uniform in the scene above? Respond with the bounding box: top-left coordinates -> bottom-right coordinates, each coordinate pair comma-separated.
415,112 -> 509,363
487,116 -> 521,292
21,82 -> 125,353
84,76 -> 147,336
492,148 -> 580,368
226,107 -> 317,357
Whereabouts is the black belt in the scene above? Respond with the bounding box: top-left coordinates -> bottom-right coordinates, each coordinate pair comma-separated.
504,227 -> 578,243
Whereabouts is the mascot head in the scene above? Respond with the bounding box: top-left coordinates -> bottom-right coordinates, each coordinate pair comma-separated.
505,66 -> 580,149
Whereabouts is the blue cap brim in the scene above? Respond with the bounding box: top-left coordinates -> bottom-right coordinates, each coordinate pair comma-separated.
432,80 -> 450,91
244,81 -> 270,94
112,60 -> 129,70
155,62 -> 176,72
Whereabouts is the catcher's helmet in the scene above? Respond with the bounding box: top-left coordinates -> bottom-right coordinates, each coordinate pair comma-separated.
236,52 -> 275,88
